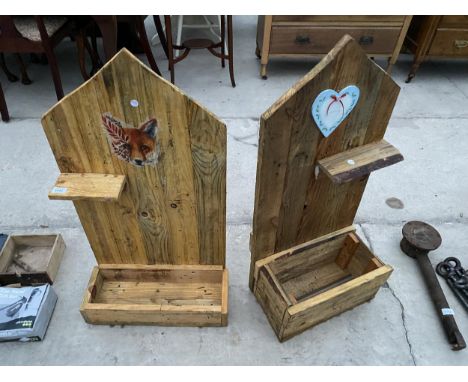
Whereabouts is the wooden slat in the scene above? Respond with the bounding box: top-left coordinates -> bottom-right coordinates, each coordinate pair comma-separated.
98,266 -> 224,284
347,242 -> 379,277
335,233 -> 360,269
281,262 -> 352,301
48,173 -> 126,201
281,265 -> 392,341
250,35 -> 402,287
42,49 -> 226,266
317,140 -> 403,184
80,304 -> 223,327
98,264 -> 224,271
264,264 -> 293,306
221,269 -> 229,325
269,235 -> 346,283
94,281 -> 222,305
45,234 -> 66,283
254,266 -> 290,339
254,225 -> 355,284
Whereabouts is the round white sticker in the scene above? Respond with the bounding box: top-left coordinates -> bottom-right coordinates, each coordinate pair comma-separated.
130,99 -> 139,108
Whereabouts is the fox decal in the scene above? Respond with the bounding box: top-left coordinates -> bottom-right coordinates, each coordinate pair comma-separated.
102,113 -> 159,167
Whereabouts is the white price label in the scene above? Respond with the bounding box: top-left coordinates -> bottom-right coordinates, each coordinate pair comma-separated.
51,187 -> 68,194
441,308 -> 454,316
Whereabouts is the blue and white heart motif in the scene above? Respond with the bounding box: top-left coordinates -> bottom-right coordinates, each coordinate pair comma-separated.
311,85 -> 360,137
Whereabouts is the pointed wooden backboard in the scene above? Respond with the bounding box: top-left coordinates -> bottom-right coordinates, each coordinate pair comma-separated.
42,49 -> 226,266
250,35 -> 402,286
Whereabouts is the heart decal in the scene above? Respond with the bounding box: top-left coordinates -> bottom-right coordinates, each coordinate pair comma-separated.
311,85 -> 360,137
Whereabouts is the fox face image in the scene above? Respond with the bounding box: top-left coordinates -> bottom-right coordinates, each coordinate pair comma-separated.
102,113 -> 159,167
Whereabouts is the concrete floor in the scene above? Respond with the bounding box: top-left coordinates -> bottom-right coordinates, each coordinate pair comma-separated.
1,16 -> 468,365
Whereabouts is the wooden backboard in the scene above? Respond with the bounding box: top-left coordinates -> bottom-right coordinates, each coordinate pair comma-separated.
250,35 -> 402,286
43,49 -> 226,266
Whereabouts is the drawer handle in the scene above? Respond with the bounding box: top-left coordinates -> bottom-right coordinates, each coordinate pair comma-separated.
359,36 -> 374,46
295,35 -> 311,45
454,40 -> 468,49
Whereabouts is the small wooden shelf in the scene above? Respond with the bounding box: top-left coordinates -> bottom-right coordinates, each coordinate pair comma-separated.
48,173 -> 126,202
317,140 -> 403,184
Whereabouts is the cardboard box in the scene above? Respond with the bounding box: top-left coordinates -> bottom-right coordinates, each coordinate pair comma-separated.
0,284 -> 57,342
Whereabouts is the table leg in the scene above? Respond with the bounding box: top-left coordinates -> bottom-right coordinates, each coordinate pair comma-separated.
135,16 -> 161,75
153,15 -> 169,59
0,81 -> 9,122
165,16 -> 175,84
227,16 -> 235,87
220,16 -> 225,68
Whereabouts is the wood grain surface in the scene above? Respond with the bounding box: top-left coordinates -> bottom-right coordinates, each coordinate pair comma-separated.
250,35 -> 401,287
43,49 -> 226,266
80,265 -> 228,326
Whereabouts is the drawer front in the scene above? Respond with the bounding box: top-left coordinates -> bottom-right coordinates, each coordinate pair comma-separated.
270,27 -> 401,55
272,16 -> 405,24
429,29 -> 468,56
439,16 -> 468,29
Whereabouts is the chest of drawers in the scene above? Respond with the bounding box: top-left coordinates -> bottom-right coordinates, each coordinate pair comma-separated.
405,16 -> 468,82
256,15 -> 412,78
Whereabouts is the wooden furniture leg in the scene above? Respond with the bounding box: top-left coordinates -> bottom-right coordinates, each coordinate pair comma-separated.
220,15 -> 225,68
0,53 -> 19,82
76,30 -> 89,80
260,15 -> 272,79
255,46 -> 261,59
406,59 -> 424,83
165,16 -> 175,84
135,16 -> 161,75
35,16 -> 64,100
227,16 -> 235,87
153,15 -> 169,59
387,15 -> 413,75
15,54 -> 32,85
92,16 -> 118,61
0,81 -> 9,122
405,16 -> 441,83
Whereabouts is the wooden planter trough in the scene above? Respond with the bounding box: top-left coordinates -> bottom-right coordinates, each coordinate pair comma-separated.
81,265 -> 228,326
0,234 -> 65,285
253,227 -> 392,341
43,49 -> 228,327
250,35 -> 403,341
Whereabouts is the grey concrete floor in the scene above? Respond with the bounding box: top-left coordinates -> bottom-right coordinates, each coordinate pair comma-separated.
1,16 -> 468,365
